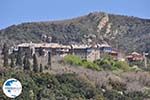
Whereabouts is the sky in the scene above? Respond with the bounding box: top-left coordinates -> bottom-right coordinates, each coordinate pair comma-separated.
0,0 -> 150,29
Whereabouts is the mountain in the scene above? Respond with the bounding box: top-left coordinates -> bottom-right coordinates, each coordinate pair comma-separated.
0,12 -> 150,53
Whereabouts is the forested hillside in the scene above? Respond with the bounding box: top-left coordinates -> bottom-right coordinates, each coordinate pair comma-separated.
0,12 -> 150,53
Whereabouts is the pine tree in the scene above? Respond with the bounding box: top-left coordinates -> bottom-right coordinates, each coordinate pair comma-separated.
2,43 -> 9,67
23,53 -> 31,71
39,64 -> 43,73
33,54 -> 38,73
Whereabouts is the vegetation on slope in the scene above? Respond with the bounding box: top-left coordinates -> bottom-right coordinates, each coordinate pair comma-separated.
0,68 -> 150,100
64,55 -> 130,71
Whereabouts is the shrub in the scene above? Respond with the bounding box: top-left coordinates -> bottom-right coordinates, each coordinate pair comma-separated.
94,56 -> 130,71
64,55 -> 130,71
114,61 -> 130,71
64,55 -> 82,66
64,55 -> 101,71
81,60 -> 101,71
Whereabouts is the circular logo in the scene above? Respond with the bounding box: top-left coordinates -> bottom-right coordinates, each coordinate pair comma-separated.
2,78 -> 22,98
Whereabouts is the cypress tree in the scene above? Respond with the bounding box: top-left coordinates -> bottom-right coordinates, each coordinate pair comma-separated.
38,47 -> 43,56
33,54 -> 38,73
23,53 -> 31,71
10,54 -> 15,68
47,51 -> 51,66
2,43 -> 9,67
16,48 -> 23,66
39,64 -> 43,73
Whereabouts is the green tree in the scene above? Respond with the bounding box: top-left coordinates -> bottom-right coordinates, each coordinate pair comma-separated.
16,48 -> 23,66
39,64 -> 43,73
23,53 -> 31,71
47,51 -> 51,68
2,43 -> 9,67
33,54 -> 38,73
10,54 -> 15,68
38,47 -> 43,56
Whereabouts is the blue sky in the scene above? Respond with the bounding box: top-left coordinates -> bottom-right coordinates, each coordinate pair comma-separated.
0,0 -> 149,29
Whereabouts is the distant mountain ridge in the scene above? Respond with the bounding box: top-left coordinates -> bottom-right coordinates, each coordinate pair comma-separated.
0,12 -> 150,53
